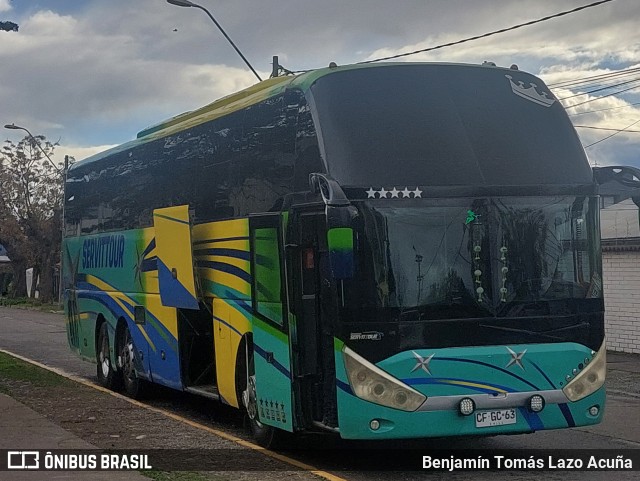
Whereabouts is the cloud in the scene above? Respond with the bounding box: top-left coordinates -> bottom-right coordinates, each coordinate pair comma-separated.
0,0 -> 12,13
1,0 -> 639,170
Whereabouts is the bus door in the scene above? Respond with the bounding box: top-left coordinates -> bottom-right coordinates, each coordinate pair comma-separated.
249,214 -> 294,432
153,205 -> 200,390
289,210 -> 338,429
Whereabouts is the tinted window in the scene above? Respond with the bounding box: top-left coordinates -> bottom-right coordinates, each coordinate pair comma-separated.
309,64 -> 592,187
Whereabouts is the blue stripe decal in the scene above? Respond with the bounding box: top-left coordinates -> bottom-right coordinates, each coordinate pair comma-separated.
213,315 -> 242,337
140,256 -> 157,273
403,377 -> 514,394
119,297 -> 178,353
519,407 -> 544,431
254,344 -> 291,380
528,360 -> 556,389
194,248 -> 251,260
193,236 -> 249,245
197,260 -> 252,284
153,213 -> 190,225
558,403 -> 576,427
336,378 -> 354,395
141,238 -> 156,258
436,357 -> 541,391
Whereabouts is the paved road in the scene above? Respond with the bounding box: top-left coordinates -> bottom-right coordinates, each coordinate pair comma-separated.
1,306 -> 639,480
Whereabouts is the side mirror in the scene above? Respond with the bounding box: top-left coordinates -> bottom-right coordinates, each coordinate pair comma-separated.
327,227 -> 354,280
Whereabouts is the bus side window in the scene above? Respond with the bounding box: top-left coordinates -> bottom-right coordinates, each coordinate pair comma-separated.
252,226 -> 284,326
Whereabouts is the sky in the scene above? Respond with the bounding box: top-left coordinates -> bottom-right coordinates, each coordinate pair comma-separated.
1,0 -> 639,169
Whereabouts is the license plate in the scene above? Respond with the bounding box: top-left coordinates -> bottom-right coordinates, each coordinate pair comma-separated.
475,408 -> 517,428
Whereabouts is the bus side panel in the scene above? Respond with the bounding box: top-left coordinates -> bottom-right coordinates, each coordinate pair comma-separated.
130,292 -> 182,390
252,316 -> 294,432
63,227 -> 171,383
193,219 -> 253,407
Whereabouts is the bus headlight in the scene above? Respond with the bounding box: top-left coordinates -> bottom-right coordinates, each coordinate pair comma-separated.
343,346 -> 426,411
562,342 -> 606,402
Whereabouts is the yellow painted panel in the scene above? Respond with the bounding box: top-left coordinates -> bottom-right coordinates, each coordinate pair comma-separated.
153,205 -> 198,309
145,293 -> 179,340
212,298 -> 252,409
213,298 -> 235,407
192,219 -> 249,241
198,269 -> 251,298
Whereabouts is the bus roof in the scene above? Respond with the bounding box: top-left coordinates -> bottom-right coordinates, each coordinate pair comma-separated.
69,62 -> 555,172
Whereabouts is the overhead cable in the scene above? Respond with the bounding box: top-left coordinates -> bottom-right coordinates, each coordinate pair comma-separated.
358,0 -> 615,64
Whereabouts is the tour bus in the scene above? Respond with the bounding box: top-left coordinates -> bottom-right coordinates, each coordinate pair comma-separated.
64,61 -> 618,447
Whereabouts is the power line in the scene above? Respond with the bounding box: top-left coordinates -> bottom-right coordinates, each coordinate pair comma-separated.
583,119 -> 640,149
557,77 -> 640,101
358,0 -> 615,64
575,125 -> 640,133
548,66 -> 640,89
568,101 -> 640,117
564,82 -> 640,109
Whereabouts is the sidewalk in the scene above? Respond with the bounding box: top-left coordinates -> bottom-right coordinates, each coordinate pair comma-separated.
0,393 -> 148,480
608,350 -> 640,373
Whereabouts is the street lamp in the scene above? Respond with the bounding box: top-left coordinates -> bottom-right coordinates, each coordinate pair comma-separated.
166,0 -> 263,82
4,123 -> 62,174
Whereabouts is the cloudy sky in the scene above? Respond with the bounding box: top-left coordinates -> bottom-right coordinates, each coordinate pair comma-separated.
1,0 -> 639,168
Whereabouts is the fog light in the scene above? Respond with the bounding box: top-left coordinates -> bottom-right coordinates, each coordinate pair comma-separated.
589,405 -> 599,416
529,395 -> 545,413
459,398 -> 475,416
370,419 -> 380,431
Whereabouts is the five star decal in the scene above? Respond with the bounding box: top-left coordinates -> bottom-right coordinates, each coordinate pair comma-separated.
367,186 -> 423,198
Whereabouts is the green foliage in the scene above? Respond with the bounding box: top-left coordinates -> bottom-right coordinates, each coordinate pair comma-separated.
0,21 -> 18,32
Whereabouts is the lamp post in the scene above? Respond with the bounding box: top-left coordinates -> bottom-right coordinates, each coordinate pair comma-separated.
166,0 -> 262,82
4,123 -> 66,304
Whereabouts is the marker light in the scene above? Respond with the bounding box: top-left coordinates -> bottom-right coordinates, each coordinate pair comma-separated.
589,406 -> 600,416
370,419 -> 380,430
563,343 -> 606,402
529,395 -> 545,413
343,347 -> 426,412
459,398 -> 475,416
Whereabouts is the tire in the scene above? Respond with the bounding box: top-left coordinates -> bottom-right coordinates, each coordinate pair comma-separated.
96,322 -> 119,390
241,349 -> 283,448
117,324 -> 145,399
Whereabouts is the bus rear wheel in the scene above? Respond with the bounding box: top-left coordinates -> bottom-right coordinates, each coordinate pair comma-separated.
96,322 -> 119,390
118,324 -> 145,398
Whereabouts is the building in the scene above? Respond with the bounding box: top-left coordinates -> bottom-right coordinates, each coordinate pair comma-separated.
600,198 -> 640,354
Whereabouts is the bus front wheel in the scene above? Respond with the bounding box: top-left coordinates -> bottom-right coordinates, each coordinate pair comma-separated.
242,352 -> 280,448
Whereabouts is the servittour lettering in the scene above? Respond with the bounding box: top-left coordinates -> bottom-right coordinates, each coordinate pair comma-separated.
82,235 -> 126,269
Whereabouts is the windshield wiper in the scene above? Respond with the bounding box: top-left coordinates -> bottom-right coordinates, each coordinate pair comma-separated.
478,323 -> 567,342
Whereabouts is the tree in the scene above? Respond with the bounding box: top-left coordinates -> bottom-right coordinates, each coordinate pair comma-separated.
0,135 -> 64,302
0,21 -> 18,32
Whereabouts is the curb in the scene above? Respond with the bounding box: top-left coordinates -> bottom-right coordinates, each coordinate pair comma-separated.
0,348 -> 346,481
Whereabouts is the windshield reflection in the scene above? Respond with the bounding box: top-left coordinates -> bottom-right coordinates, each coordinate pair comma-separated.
339,196 -> 602,322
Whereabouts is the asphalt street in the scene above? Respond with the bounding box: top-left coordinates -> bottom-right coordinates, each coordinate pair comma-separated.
1,306 -> 639,480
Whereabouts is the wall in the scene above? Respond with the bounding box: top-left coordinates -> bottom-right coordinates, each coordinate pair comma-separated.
603,249 -> 640,354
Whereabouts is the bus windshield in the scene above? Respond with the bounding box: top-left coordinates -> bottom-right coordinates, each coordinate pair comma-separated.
339,196 -> 602,322
309,64 -> 592,187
